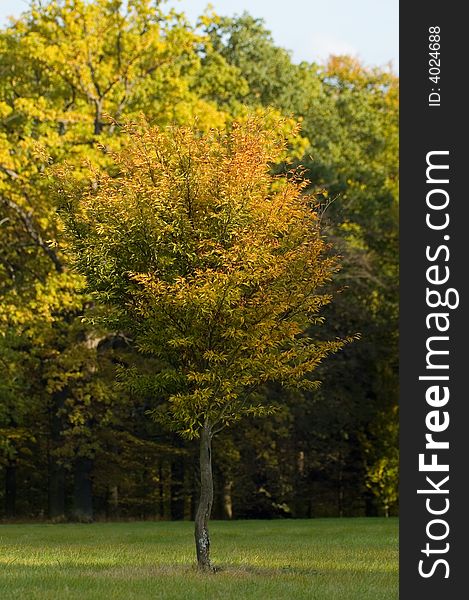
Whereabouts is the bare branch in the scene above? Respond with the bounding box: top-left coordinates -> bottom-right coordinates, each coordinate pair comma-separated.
1,195 -> 63,274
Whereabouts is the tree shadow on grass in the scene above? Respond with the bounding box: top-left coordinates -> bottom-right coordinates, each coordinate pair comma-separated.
212,564 -> 320,577
1,561 -> 395,581
0,562 -> 328,580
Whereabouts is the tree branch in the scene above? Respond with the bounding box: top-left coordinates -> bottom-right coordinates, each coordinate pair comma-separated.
1,195 -> 64,274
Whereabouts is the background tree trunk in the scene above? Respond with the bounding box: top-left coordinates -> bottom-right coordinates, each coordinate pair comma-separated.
94,99 -> 103,135
171,458 -> 184,520
162,460 -> 172,520
158,461 -> 172,520
48,389 -> 66,521
109,485 -> 119,519
72,456 -> 93,522
194,425 -> 214,571
48,462 -> 65,521
5,460 -> 17,518
223,479 -> 233,520
183,456 -> 194,521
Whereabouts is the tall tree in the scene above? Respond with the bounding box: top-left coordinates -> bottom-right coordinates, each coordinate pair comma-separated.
54,118 -> 349,569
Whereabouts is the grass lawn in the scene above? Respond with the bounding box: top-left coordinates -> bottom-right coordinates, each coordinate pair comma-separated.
0,518 -> 398,599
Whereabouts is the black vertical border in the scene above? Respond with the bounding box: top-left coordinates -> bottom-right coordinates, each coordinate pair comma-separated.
400,2 -> 467,598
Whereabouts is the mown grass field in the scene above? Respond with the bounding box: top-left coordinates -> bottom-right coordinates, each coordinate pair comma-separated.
0,518 -> 398,599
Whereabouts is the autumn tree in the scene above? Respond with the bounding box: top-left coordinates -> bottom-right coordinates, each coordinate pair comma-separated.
53,118 -> 348,569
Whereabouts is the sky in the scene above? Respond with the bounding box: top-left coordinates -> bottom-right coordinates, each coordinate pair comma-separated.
0,0 -> 398,71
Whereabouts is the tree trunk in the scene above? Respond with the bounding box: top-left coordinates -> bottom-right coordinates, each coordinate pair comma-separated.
48,462 -> 65,521
365,491 -> 378,516
48,389 -> 66,521
158,461 -> 172,520
72,456 -> 93,522
171,458 -> 184,520
109,485 -> 119,519
194,425 -> 214,571
223,479 -> 233,520
337,464 -> 344,518
162,460 -> 172,520
183,456 -> 194,521
94,100 -> 103,135
5,460 -> 17,518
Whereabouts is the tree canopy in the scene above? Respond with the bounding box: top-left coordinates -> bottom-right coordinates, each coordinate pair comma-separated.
54,118 -> 351,568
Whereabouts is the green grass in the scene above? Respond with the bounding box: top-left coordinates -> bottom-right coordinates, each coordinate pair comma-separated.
0,518 -> 398,599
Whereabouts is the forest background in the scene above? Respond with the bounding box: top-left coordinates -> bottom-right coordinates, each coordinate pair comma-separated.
0,0 -> 398,523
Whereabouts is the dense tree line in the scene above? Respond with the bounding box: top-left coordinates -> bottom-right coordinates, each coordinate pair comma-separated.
0,1 -> 398,522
